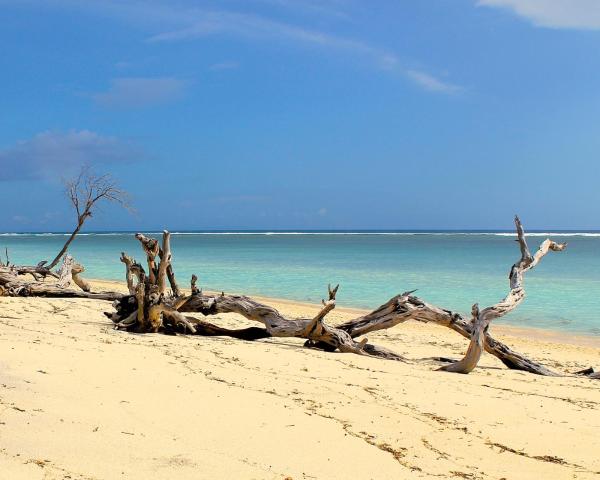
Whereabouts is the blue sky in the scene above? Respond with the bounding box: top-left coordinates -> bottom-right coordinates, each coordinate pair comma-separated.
1,0 -> 600,231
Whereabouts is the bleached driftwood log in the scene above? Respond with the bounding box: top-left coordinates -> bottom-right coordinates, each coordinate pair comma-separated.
0,261 -> 58,281
322,217 -> 566,375
105,218 -> 598,378
439,218 -> 565,373
119,252 -> 137,295
0,255 -> 122,301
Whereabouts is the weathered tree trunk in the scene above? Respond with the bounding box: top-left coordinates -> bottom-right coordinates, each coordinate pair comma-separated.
7,218 -> 594,380
47,220 -> 84,269
439,217 -> 566,373
71,262 -> 91,292
135,232 -> 181,297
0,255 -> 122,301
104,220 -> 590,378
47,167 -> 130,269
0,262 -> 59,281
119,252 -> 137,295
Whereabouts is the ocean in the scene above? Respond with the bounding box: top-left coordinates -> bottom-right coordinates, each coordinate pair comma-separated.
1,231 -> 599,335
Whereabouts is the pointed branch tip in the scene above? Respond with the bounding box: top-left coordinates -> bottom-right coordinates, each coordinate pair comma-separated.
327,283 -> 339,301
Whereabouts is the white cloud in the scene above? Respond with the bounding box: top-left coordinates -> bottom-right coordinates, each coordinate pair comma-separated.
478,0 -> 600,29
0,130 -> 137,181
146,9 -> 389,60
406,70 -> 461,94
92,77 -> 187,109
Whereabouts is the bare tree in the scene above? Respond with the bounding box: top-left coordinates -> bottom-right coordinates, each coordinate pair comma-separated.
47,166 -> 130,269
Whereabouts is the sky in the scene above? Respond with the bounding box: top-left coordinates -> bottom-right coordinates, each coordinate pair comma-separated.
1,0 -> 600,231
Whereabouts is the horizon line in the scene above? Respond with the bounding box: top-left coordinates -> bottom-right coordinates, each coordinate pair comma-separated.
3,228 -> 600,235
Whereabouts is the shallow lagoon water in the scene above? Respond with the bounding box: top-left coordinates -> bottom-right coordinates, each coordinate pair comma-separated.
2,231 -> 599,335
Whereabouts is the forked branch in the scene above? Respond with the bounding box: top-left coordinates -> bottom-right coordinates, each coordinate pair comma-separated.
105,217 -> 595,379
439,216 -> 566,374
48,166 -> 130,269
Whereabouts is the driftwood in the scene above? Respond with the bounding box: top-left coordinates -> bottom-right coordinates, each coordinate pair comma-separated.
439,218 -> 565,373
0,261 -> 58,281
0,254 -> 122,301
1,214 -> 595,379
1,168 -> 130,288
106,218 -> 598,378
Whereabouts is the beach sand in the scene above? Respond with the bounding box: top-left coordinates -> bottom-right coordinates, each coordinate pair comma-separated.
1,279 -> 599,479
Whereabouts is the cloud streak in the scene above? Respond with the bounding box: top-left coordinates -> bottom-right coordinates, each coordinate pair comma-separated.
406,70 -> 461,94
0,130 -> 138,181
478,0 -> 600,30
3,0 -> 460,95
92,77 -> 187,109
145,7 -> 459,94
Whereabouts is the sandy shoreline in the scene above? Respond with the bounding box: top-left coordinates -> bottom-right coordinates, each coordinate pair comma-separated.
93,278 -> 600,348
1,279 -> 599,479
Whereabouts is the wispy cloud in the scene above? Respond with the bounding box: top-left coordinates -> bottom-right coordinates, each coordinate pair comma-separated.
2,0 -> 461,95
406,70 -> 462,95
0,130 -> 138,181
478,0 -> 600,30
145,8 -> 459,94
92,77 -> 187,109
147,9 -> 375,52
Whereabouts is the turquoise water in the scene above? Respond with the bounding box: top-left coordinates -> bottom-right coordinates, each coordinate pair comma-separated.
1,231 -> 599,335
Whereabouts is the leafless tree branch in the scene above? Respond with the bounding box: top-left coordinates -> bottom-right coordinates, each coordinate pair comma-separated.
47,166 -> 131,269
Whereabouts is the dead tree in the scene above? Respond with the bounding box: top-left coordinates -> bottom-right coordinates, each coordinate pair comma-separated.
0,167 -> 129,299
0,167 -> 130,284
47,166 -> 130,269
106,217 -> 597,379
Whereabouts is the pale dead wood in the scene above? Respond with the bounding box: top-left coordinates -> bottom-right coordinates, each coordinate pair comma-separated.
0,167 -> 130,300
71,261 -> 91,292
156,231 -> 171,296
0,270 -> 122,300
176,219 -> 577,374
0,262 -> 59,280
119,252 -> 137,295
0,215 -> 578,379
135,233 -> 159,285
48,166 -> 130,270
56,255 -> 75,289
439,216 -> 566,373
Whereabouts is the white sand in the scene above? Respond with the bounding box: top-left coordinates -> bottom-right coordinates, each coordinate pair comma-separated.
1,279 -> 599,479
